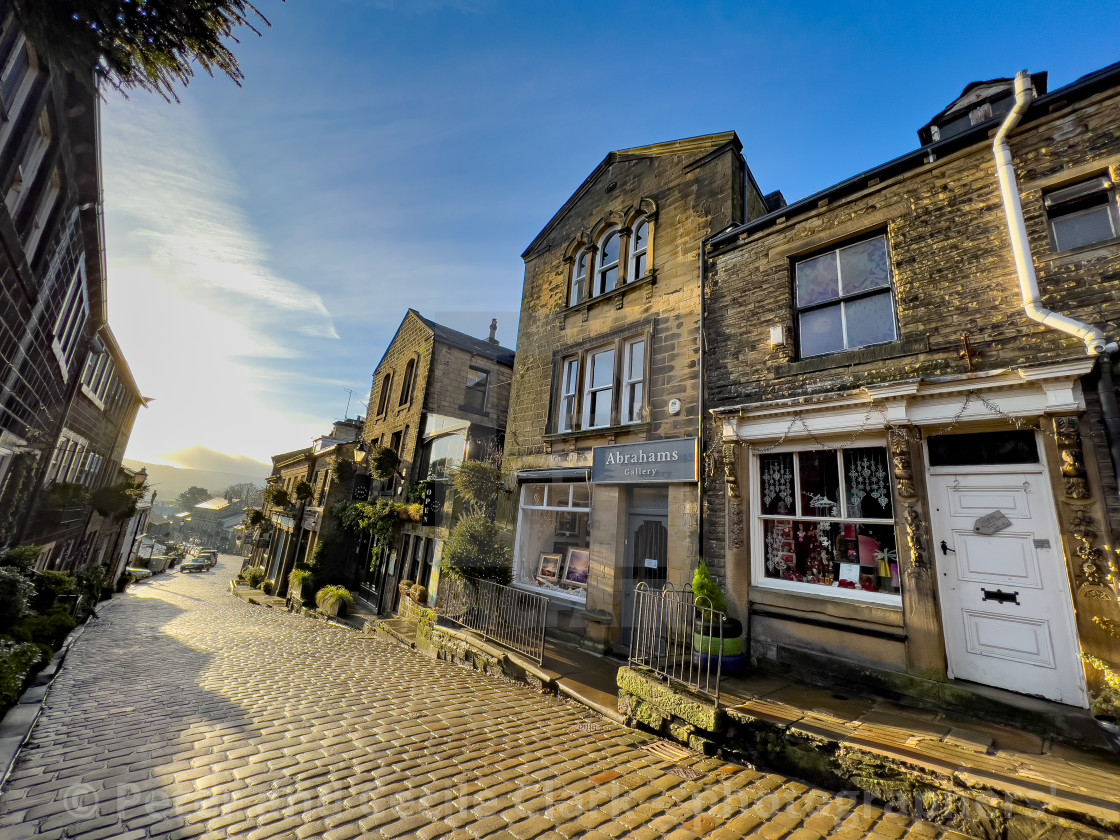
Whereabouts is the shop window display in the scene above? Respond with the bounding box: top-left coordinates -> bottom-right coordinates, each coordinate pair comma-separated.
758,447 -> 899,597
514,482 -> 591,601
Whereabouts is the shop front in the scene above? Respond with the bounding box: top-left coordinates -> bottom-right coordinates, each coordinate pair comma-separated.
717,365 -> 1105,708
511,438 -> 700,653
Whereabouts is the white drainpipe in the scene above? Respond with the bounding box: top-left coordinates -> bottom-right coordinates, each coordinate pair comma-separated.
992,70 -> 1116,356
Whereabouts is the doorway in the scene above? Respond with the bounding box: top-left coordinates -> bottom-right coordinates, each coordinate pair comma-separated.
927,432 -> 1086,706
621,486 -> 669,645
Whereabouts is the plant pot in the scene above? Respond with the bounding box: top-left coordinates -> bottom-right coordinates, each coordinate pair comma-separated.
1095,716 -> 1120,754
693,615 -> 747,675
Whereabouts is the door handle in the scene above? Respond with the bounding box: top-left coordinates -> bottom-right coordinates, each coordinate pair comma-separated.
940,540 -> 955,555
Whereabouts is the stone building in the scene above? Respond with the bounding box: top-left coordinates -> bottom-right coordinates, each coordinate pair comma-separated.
0,9 -> 143,565
502,133 -> 769,653
360,310 -> 514,614
704,61 -> 1120,710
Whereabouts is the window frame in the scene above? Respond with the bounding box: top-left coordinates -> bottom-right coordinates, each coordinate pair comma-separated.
595,229 -> 621,296
630,217 -> 649,281
463,366 -> 489,414
750,441 -> 902,607
398,357 -> 416,407
793,232 -> 898,360
570,250 -> 589,306
1044,176 -> 1120,252
52,264 -> 89,377
567,216 -> 654,308
552,325 -> 652,435
375,372 -> 393,417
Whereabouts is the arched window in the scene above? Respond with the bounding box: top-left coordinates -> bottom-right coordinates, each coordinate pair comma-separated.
630,218 -> 648,280
570,250 -> 589,305
596,230 -> 620,295
375,374 -> 392,416
398,358 -> 416,406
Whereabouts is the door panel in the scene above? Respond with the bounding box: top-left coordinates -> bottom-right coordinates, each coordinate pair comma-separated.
954,531 -> 1041,586
929,469 -> 1085,706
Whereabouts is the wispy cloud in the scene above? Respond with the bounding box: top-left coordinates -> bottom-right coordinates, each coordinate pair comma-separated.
101,97 -> 344,463
103,98 -> 339,344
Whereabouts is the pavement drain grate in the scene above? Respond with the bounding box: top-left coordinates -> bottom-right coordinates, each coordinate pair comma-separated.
642,740 -> 695,763
575,720 -> 608,733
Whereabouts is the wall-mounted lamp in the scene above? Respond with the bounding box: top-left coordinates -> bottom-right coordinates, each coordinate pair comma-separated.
353,440 -> 368,464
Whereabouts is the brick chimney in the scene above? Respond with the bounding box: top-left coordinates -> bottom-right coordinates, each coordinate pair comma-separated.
486,318 -> 499,345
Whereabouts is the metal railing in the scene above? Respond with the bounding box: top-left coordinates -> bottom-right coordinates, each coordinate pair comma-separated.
629,582 -> 726,703
434,575 -> 548,664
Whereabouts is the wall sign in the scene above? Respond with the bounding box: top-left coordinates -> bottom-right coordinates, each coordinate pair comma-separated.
973,510 -> 1012,535
591,437 -> 698,484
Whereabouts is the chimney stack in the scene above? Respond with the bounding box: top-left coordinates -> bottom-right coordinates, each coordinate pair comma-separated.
487,318 -> 499,345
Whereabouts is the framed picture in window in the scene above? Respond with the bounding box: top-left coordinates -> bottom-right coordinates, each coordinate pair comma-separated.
562,548 -> 591,587
556,511 -> 578,536
536,553 -> 562,584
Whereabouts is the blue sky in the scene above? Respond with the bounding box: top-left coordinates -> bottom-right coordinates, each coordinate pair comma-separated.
103,0 -> 1119,468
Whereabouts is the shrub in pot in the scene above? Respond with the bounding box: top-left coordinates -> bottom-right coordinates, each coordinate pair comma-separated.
691,560 -> 746,675
316,585 -> 354,618
410,583 -> 427,604
244,567 -> 265,588
261,579 -> 275,596
288,568 -> 312,600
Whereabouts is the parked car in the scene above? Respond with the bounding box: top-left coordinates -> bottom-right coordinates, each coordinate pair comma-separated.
180,557 -> 210,573
196,550 -> 218,568
126,567 -> 153,581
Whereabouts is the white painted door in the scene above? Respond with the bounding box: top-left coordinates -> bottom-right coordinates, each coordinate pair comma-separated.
928,468 -> 1086,706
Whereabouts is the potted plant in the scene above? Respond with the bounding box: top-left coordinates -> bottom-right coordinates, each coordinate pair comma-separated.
692,560 -> 747,675
316,585 -> 354,618
288,568 -> 312,602
261,578 -> 275,596
243,566 -> 265,588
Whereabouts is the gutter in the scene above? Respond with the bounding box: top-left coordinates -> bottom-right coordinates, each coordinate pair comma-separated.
992,71 -> 1115,357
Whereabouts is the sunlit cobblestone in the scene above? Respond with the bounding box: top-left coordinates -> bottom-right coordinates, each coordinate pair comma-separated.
0,558 -> 962,839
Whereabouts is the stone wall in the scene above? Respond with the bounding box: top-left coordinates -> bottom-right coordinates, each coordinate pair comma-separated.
702,81 -> 1120,696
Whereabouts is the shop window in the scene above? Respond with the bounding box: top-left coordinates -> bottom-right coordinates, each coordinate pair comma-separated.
795,234 -> 897,358
755,446 -> 900,601
1045,177 -> 1119,251
513,482 -> 592,600
417,430 -> 466,480
463,367 -> 488,413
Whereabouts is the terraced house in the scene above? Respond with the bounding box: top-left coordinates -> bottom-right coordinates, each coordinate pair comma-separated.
359,310 -> 514,615
501,133 -> 772,653
0,6 -> 143,568
704,60 -> 1120,713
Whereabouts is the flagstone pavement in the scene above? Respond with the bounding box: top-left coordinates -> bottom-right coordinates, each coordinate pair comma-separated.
0,556 -> 972,840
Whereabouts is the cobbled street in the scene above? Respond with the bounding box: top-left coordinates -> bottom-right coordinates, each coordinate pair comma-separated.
0,557 -> 969,840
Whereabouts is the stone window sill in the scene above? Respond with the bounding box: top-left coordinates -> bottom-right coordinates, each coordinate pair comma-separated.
544,422 -> 651,443
562,271 -> 656,315
775,336 -> 930,377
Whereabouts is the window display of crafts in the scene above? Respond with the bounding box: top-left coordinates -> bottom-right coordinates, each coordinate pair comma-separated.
758,447 -> 900,597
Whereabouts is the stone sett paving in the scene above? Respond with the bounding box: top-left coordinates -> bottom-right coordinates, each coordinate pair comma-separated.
0,558 -> 974,840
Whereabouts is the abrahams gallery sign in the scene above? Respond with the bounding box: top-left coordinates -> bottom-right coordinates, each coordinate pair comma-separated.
591,438 -> 698,484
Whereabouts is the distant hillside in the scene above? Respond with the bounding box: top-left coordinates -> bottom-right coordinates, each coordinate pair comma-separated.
124,460 -> 269,504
